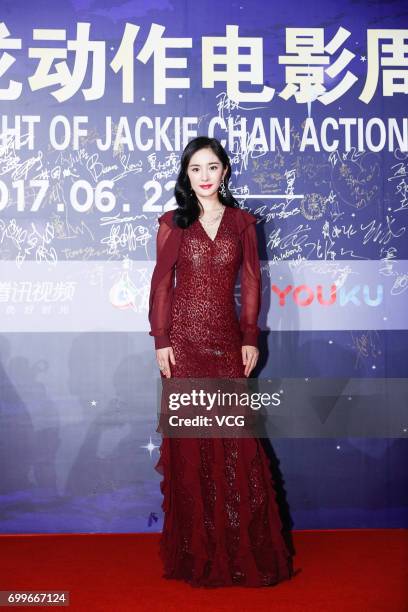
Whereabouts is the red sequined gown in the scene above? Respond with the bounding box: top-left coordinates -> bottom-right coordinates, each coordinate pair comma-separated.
148,205 -> 294,587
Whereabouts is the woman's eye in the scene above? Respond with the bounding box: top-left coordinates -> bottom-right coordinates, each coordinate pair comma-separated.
190,166 -> 218,172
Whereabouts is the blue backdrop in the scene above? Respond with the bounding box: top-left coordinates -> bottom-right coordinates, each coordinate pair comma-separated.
0,0 -> 407,533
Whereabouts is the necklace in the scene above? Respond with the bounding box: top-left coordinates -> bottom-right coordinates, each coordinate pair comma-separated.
199,206 -> 225,227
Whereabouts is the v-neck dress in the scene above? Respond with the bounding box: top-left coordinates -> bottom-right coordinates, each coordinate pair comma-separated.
148,205 -> 294,588
197,205 -> 226,242
168,206 -> 247,377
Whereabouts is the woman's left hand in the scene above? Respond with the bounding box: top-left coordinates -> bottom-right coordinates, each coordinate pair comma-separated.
242,345 -> 259,377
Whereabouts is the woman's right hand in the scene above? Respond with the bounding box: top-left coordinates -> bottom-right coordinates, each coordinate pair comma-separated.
156,346 -> 176,378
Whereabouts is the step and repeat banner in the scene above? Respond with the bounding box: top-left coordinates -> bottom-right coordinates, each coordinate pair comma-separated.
0,0 -> 407,533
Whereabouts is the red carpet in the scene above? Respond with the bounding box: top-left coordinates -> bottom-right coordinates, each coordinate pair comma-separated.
0,530 -> 407,611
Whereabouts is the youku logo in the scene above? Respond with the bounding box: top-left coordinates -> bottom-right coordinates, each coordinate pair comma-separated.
271,284 -> 384,307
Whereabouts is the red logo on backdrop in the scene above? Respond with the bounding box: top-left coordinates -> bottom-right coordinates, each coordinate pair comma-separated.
271,284 -> 384,307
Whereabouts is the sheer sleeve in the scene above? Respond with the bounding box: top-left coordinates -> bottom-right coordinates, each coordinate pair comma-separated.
239,216 -> 262,348
148,211 -> 181,350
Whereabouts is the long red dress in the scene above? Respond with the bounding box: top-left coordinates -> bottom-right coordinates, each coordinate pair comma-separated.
148,205 -> 294,587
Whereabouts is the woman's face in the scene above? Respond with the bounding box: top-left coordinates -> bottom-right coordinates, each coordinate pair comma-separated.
186,147 -> 227,199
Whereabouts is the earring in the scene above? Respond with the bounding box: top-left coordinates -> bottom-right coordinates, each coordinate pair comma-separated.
219,180 -> 227,197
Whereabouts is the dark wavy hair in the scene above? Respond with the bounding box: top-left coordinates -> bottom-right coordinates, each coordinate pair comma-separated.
173,136 -> 240,229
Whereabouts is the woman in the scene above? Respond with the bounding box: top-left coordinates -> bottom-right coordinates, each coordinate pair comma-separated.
148,136 -> 294,587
